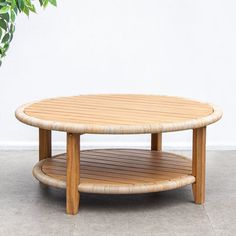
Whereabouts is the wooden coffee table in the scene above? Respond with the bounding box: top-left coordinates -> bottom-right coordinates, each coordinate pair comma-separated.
15,94 -> 222,215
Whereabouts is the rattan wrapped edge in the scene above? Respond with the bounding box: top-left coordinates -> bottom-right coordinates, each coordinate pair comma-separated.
15,95 -> 223,134
33,159 -> 196,194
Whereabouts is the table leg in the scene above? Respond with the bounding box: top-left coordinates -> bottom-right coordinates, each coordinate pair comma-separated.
151,133 -> 162,151
66,133 -> 80,215
39,129 -> 51,161
192,127 -> 206,204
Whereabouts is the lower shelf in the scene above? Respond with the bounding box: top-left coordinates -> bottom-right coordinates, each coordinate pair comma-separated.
33,149 -> 195,194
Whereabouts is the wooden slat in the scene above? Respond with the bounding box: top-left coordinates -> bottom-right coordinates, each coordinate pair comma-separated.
49,150 -> 192,172
43,165 -> 184,180
26,104 -> 211,118
52,151 -> 192,171
44,160 -> 190,178
43,161 -> 189,178
93,149 -> 190,162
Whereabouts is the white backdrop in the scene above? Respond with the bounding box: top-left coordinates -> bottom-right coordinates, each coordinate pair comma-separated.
0,0 -> 234,150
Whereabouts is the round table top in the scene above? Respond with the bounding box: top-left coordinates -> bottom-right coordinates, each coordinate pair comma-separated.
15,94 -> 222,134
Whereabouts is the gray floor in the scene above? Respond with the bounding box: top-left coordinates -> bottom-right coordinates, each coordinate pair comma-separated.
0,150 -> 235,236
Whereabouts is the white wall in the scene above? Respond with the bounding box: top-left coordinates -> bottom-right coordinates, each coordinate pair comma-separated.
0,0 -> 234,150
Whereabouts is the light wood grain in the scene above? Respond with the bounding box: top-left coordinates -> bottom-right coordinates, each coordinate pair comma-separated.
33,149 -> 195,194
66,133 -> 80,215
192,127 -> 206,204
39,129 -> 51,161
15,94 -> 222,134
151,133 -> 162,151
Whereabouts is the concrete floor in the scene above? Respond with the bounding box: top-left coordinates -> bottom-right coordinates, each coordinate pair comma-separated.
0,150 -> 235,236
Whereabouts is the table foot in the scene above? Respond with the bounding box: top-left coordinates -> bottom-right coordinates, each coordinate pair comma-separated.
66,133 -> 80,215
151,133 -> 162,151
192,127 -> 206,204
39,129 -> 51,161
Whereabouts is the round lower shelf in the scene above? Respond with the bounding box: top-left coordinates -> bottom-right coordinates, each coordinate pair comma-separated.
33,149 -> 195,194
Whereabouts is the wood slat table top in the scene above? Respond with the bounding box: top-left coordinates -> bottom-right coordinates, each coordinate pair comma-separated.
15,94 -> 222,134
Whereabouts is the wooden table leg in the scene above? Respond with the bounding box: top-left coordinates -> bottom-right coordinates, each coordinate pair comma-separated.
151,133 -> 162,151
66,133 -> 80,215
192,127 -> 206,204
39,129 -> 52,161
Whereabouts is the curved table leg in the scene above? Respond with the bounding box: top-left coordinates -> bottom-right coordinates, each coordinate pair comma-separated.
151,133 -> 162,151
39,129 -> 51,161
192,127 -> 206,204
66,133 -> 80,215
